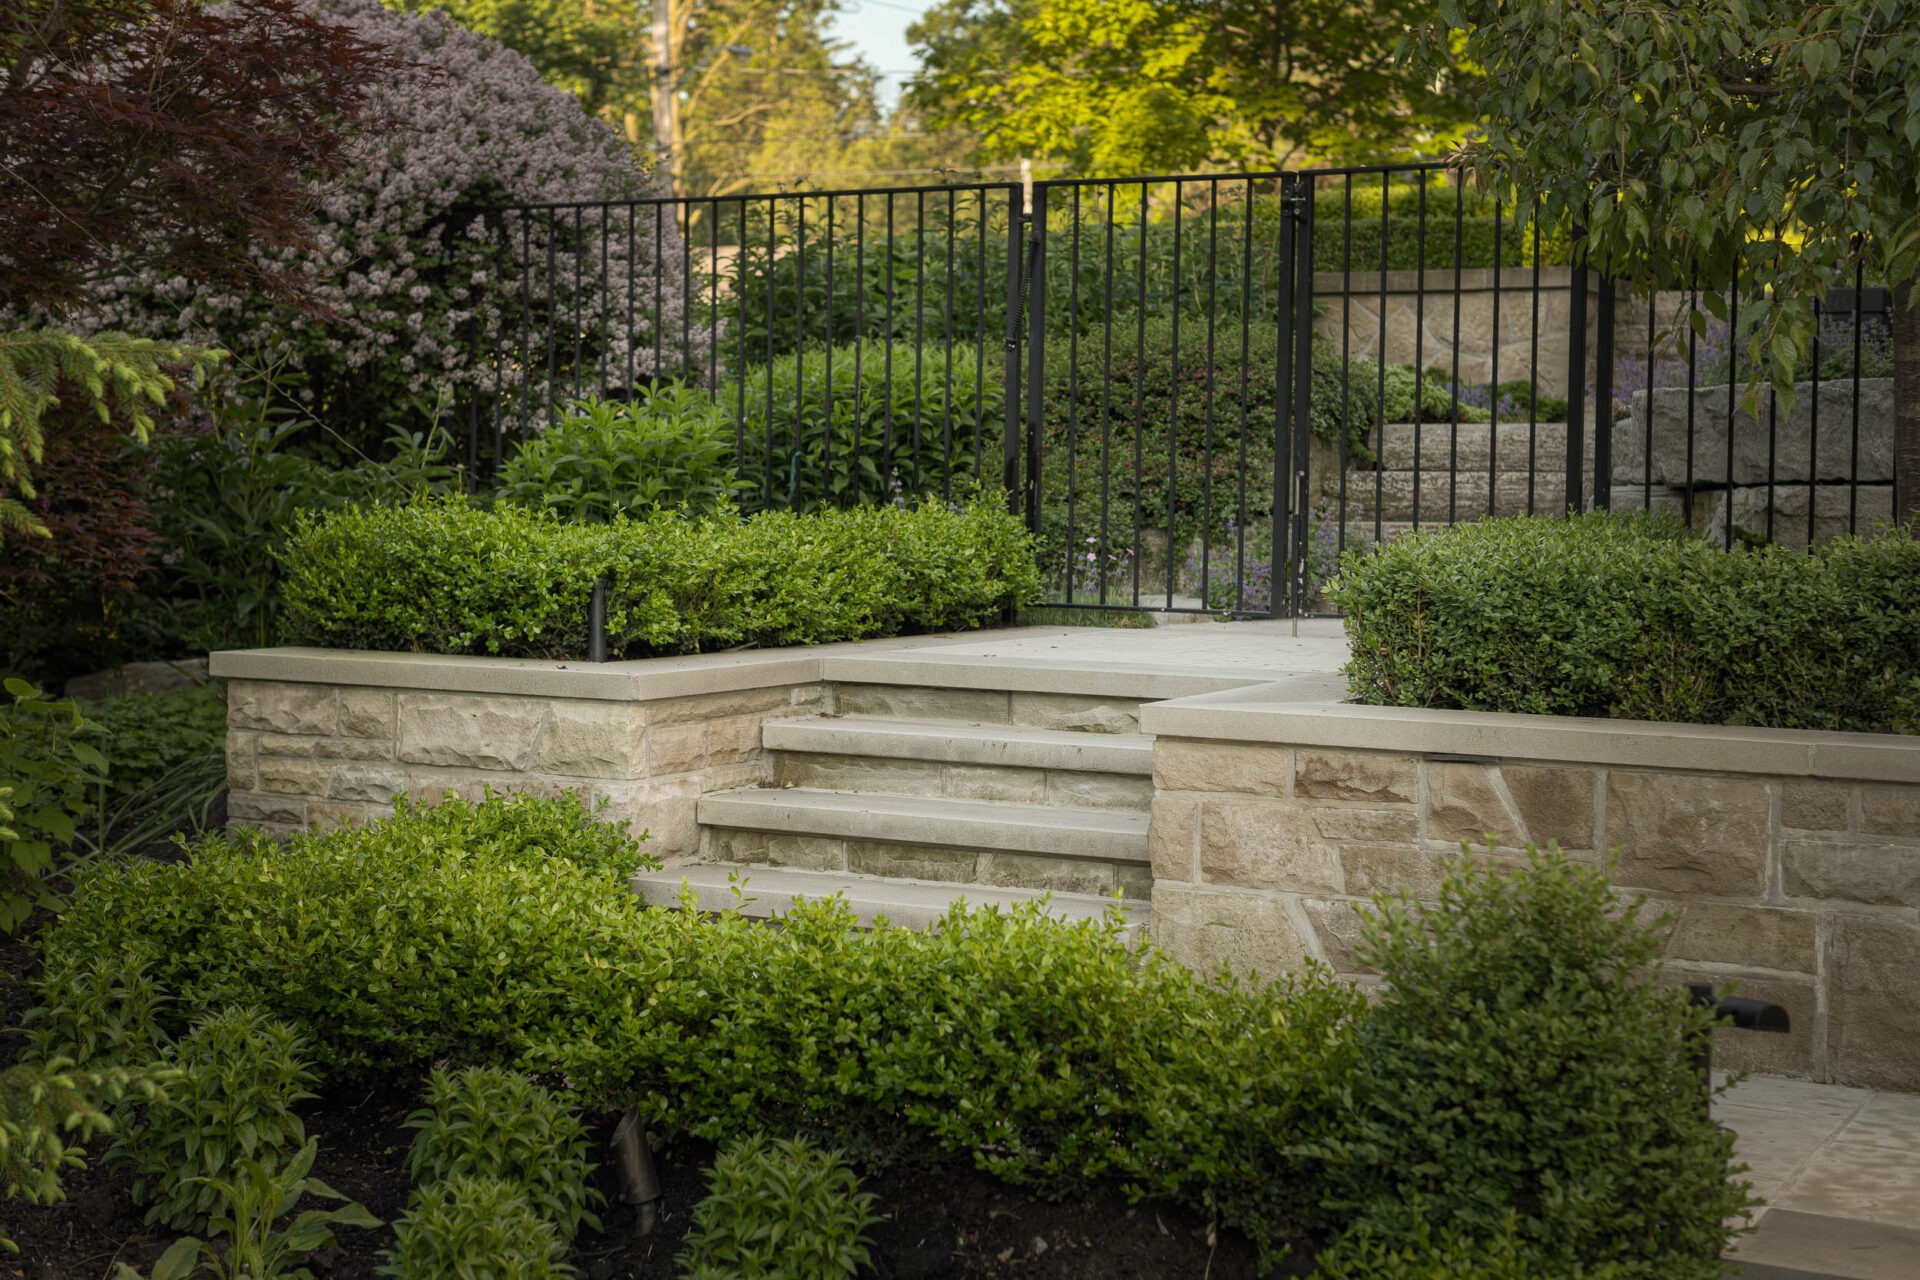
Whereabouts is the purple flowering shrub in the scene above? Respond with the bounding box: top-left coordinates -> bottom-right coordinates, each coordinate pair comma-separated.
92,0 -> 701,453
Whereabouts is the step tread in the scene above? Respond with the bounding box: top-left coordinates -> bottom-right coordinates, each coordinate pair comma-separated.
764,716 -> 1153,775
633,860 -> 1142,932
697,787 -> 1150,862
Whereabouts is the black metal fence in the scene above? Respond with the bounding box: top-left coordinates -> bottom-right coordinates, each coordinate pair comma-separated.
462,164 -> 1897,617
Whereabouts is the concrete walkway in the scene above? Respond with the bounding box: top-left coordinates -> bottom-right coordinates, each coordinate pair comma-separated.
1719,1074 -> 1920,1279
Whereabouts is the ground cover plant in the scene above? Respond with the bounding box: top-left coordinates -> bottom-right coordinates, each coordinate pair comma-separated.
677,1134 -> 879,1280
14,792 -> 1752,1276
1332,513 -> 1920,733
280,492 -> 1042,658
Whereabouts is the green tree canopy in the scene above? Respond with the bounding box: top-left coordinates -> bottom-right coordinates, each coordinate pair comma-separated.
1417,0 -> 1920,522
384,0 -> 643,123
907,0 -> 1475,176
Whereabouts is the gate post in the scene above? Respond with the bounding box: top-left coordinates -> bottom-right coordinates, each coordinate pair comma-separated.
1566,233 -> 1590,514
1002,184 -> 1025,511
1592,273 -> 1616,510
1024,186 -> 1049,535
1273,173 -> 1313,618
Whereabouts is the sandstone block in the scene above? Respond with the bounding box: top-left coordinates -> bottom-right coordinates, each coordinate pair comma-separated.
1200,800 -> 1344,895
1149,796 -> 1200,882
227,790 -> 307,828
594,775 -> 699,856
1295,750 -> 1418,804
846,840 -> 980,883
645,722 -> 708,776
706,715 -> 766,767
1339,844 -> 1455,901
228,682 -> 336,736
1829,915 -> 1920,1090
339,689 -> 395,739
1503,765 -> 1597,848
1604,771 -> 1769,897
943,764 -> 1046,805
1043,770 -> 1152,812
226,732 -> 257,792
327,765 -> 409,805
403,771 -> 489,805
1782,781 -> 1854,833
532,701 -> 644,778
1154,742 -> 1290,796
1663,901 -> 1817,974
1115,864 -> 1155,901
650,685 -> 792,724
1302,898 -> 1379,975
1859,785 -> 1920,840
311,737 -> 394,761
396,695 -> 547,770
832,684 -> 1007,723
255,733 -> 318,759
255,758 -> 333,797
1309,807 -> 1418,842
1009,692 -> 1141,734
981,853 -> 1115,896
774,753 -> 944,795
1783,838 -> 1920,909
702,828 -> 768,864
1149,884 -> 1313,980
762,834 -> 848,872
305,800 -> 367,831
1426,762 -> 1524,847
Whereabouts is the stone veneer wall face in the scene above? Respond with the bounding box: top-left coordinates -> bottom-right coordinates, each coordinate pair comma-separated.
224,679 -> 824,856
1148,740 -> 1920,1090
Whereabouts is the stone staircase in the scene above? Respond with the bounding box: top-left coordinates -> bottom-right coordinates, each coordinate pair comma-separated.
633,672 -> 1164,931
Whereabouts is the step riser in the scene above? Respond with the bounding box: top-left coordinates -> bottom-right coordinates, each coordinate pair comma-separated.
1344,471 -> 1570,521
702,828 -> 1152,900
770,752 -> 1152,812
829,684 -> 1147,734
1374,421 -> 1581,473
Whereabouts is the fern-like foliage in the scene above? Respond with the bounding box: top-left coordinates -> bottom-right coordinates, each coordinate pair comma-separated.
0,329 -> 224,542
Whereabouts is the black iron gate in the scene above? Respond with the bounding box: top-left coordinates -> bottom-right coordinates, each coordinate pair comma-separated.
464,166 -> 1895,617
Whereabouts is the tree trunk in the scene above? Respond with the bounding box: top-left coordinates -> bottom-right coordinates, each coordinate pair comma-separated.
1895,278 -> 1920,529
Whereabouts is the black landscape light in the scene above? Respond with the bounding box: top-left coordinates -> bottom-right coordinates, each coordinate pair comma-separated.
1686,983 -> 1791,1119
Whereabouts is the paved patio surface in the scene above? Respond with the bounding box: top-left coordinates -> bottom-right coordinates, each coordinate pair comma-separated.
1719,1074 -> 1920,1279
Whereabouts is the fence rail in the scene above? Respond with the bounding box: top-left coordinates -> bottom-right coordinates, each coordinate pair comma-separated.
461,164 -> 1897,616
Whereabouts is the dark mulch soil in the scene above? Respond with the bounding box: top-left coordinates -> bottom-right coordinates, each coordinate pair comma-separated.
4,1078 -> 1293,1280
2,919 -> 1310,1280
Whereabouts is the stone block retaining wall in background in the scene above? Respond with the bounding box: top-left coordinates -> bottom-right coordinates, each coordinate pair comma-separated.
1141,695 -> 1920,1091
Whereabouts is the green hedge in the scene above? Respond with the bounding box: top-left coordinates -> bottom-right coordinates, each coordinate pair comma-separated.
32,796 -> 1748,1275
278,495 -> 1041,659
1330,515 -> 1920,733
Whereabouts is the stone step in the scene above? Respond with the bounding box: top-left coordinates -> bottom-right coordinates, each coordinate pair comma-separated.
1342,469 -> 1572,521
1374,420 -> 1576,473
633,860 -> 1142,935
698,788 -> 1149,863
761,716 -> 1153,812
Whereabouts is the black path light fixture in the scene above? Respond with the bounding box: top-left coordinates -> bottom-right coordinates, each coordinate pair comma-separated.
1687,983 -> 1791,1119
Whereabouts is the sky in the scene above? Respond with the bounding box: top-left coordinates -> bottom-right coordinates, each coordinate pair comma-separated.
829,0 -> 943,112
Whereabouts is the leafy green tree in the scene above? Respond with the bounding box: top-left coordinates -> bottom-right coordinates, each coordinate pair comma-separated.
907,0 -> 1475,174
383,0 -> 645,126
1416,0 -> 1920,524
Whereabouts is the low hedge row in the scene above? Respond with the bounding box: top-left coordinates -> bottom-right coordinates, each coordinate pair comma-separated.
278,494 -> 1041,659
33,793 -> 1748,1276
1331,514 -> 1920,733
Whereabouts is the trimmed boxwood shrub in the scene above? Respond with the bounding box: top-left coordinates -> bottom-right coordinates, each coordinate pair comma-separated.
278,493 -> 1041,658
1330,514 -> 1920,733
34,797 -> 1750,1273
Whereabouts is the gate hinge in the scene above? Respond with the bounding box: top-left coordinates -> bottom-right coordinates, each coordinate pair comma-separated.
1281,183 -> 1308,219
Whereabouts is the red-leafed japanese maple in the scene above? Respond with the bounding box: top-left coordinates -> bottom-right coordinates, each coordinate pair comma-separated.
0,0 -> 399,319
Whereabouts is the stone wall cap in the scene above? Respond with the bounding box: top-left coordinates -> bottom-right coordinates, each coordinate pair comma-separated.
1140,693 -> 1920,783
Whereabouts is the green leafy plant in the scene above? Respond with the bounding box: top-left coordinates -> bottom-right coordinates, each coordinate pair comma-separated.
1329,513 -> 1920,733
121,1006 -> 317,1232
1314,845 -> 1752,1278
24,944 -> 168,1068
0,676 -> 108,932
114,1139 -> 381,1280
676,1134 -> 879,1280
378,1175 -> 570,1280
498,387 -> 741,522
1312,1211 -> 1626,1279
404,1067 -> 602,1241
76,682 -> 227,858
2,1060 -> 173,1255
727,342 -> 1004,512
277,493 -> 1041,659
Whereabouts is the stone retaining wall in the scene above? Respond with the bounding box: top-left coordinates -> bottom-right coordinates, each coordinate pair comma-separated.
212,647 -> 848,857
1141,695 -> 1920,1090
